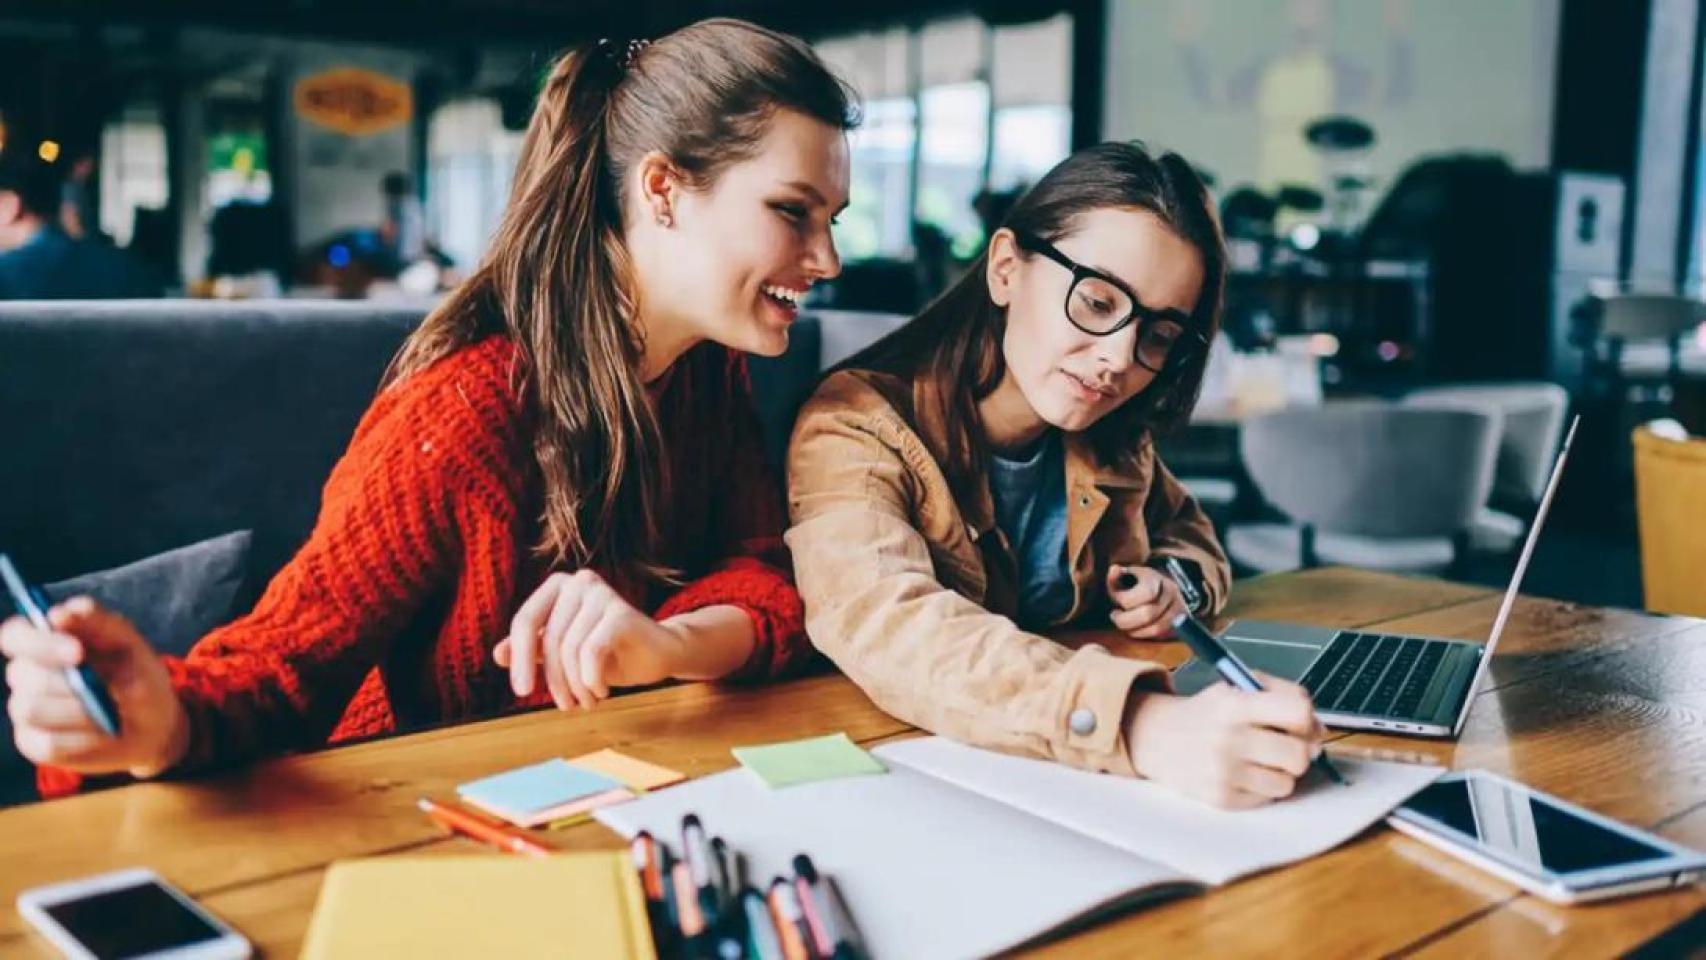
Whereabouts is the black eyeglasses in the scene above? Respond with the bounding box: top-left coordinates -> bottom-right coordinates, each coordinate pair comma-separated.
1013,230 -> 1208,374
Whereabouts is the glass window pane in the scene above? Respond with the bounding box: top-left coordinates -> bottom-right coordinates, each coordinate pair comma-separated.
991,105 -> 1071,192
919,17 -> 983,87
837,96 -> 916,260
427,98 -> 522,271
991,14 -> 1072,108
817,28 -> 909,100
99,110 -> 170,246
917,80 -> 990,258
990,14 -> 1072,193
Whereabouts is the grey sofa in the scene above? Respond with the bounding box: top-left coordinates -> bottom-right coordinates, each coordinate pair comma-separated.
0,299 -> 889,805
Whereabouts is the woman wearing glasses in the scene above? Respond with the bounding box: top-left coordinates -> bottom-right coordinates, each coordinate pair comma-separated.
786,142 -> 1325,809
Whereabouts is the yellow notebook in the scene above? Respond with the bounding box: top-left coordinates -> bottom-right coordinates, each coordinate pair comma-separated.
301,853 -> 655,960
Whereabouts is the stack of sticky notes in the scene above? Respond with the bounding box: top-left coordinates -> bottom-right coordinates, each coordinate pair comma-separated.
457,750 -> 686,829
571,748 -> 687,792
732,732 -> 887,788
302,853 -> 654,960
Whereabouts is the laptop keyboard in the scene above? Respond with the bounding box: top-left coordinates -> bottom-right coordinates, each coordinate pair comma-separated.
1299,632 -> 1448,719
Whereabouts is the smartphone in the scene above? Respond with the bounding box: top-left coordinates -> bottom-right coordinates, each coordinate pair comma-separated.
16,867 -> 252,960
1389,769 -> 1706,904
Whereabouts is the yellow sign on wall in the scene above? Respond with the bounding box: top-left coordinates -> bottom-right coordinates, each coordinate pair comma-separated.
294,67 -> 413,136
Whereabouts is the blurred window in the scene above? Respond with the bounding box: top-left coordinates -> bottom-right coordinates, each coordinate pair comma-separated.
427,98 -> 523,270
917,18 -> 990,259
815,14 -> 1073,264
990,14 -> 1073,194
819,28 -> 914,260
100,108 -> 169,246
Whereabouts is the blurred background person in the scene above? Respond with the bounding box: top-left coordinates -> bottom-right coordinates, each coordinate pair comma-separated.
58,151 -> 99,241
0,148 -> 162,299
378,170 -> 426,274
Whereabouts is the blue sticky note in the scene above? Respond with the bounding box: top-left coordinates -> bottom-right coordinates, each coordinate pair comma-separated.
458,759 -> 623,817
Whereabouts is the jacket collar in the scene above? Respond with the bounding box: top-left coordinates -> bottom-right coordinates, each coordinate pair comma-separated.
911,374 -> 1154,540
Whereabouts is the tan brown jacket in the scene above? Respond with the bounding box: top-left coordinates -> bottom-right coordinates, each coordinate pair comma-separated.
785,368 -> 1231,777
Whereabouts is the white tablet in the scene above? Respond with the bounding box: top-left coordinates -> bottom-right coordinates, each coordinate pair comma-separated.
1389,769 -> 1706,904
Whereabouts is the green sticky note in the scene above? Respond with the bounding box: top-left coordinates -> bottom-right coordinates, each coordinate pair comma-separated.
732,733 -> 887,788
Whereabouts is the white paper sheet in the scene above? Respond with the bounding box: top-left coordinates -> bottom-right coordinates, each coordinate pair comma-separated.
877,737 -> 1444,885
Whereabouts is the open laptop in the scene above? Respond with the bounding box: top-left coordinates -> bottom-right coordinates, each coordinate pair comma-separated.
1174,415 -> 1579,739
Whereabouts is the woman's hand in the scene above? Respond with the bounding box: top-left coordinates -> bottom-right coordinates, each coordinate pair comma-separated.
1125,672 -> 1327,809
1107,564 -> 1186,640
1,597 -> 190,778
496,570 -> 685,710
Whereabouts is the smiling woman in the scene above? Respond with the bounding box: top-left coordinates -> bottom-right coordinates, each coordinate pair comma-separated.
786,141 -> 1332,812
2,18 -> 860,800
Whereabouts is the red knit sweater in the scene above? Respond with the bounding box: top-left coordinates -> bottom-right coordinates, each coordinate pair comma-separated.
40,336 -> 808,797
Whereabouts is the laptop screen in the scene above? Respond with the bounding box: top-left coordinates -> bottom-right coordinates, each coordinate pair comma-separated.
1454,414 -> 1579,733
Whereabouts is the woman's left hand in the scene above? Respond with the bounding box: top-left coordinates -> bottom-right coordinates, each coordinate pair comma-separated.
495,570 -> 685,710
1107,564 -> 1186,640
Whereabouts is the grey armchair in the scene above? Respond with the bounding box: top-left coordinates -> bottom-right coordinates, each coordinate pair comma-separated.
1402,382 -> 1569,553
1227,402 -> 1502,575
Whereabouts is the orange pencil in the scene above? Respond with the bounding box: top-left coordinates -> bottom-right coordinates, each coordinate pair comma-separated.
633,832 -> 665,901
417,797 -> 553,858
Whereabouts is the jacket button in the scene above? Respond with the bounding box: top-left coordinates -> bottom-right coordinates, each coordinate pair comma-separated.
1069,708 -> 1097,736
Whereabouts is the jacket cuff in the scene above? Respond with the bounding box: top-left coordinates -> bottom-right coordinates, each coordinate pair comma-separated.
1053,647 -> 1174,777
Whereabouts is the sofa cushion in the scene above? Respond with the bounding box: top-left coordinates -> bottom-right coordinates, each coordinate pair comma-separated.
41,529 -> 253,657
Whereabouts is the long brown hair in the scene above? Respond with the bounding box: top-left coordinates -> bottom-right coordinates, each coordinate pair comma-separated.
385,19 -> 855,583
847,142 -> 1226,504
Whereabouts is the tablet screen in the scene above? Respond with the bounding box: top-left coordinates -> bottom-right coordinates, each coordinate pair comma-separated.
1400,777 -> 1669,876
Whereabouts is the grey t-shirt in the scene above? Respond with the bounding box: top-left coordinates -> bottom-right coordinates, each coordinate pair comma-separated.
989,431 -> 1075,628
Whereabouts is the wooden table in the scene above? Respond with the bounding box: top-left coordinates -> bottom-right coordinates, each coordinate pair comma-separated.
2,568 -> 1702,958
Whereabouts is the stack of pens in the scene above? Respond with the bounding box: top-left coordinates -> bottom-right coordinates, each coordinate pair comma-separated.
630,814 -> 866,960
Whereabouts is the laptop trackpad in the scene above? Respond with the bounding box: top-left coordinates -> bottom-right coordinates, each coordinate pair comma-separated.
1172,638 -> 1321,695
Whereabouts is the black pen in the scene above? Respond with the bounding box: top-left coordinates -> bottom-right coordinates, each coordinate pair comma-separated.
631,832 -> 675,957
659,845 -> 683,948
709,836 -> 747,960
0,554 -> 122,737
1171,611 -> 1349,786
710,835 -> 735,914
818,873 -> 866,960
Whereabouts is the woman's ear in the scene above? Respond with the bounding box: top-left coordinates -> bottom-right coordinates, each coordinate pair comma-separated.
986,228 -> 1021,308
634,151 -> 678,227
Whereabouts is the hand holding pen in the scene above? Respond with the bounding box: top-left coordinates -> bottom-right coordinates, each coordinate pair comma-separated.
1121,611 -> 1342,810
1170,612 -> 1347,788
0,555 -> 190,778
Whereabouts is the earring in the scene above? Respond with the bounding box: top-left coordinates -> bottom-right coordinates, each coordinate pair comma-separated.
656,212 -> 672,227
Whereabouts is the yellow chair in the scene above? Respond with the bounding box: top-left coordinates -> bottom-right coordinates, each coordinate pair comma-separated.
1633,424 -> 1706,616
